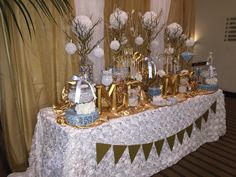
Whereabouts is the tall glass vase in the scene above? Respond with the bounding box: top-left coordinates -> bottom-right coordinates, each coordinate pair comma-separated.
181,51 -> 194,70
79,55 -> 94,82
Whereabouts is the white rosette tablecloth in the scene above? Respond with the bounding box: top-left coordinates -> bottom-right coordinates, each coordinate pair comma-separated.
9,90 -> 226,177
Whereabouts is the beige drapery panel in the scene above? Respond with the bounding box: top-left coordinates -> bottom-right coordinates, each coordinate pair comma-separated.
0,0 -> 196,172
0,3 -> 75,171
167,0 -> 195,38
104,0 -> 150,68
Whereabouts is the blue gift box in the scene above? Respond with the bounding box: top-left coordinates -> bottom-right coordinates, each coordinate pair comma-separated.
65,109 -> 99,127
198,84 -> 218,91
148,87 -> 161,97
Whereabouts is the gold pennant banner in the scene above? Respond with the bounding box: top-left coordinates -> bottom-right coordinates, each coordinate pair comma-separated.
203,110 -> 209,122
154,139 -> 164,156
142,143 -> 153,161
177,129 -> 185,145
113,145 -> 127,164
128,145 -> 141,163
186,124 -> 193,138
96,143 -> 111,164
167,135 -> 176,151
96,100 -> 216,164
195,117 -> 203,130
211,101 -> 217,113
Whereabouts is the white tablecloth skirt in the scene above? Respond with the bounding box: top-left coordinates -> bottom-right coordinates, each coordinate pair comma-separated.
9,90 -> 226,177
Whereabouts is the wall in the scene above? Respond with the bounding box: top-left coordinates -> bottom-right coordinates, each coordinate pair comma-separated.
194,0 -> 236,92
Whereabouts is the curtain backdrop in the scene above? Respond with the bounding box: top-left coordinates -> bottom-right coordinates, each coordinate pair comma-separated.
0,0 -> 195,172
167,0 -> 195,38
0,3 -> 75,171
150,0 -> 171,69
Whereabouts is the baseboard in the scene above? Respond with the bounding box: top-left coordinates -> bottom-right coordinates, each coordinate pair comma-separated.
223,90 -> 236,98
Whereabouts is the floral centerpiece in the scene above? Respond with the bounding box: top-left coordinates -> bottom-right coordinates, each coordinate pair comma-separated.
133,10 -> 165,90
140,10 -> 164,56
65,15 -> 104,81
165,23 -> 185,73
108,8 -> 129,68
165,22 -> 195,73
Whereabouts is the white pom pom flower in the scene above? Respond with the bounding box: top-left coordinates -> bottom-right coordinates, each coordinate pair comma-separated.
110,39 -> 120,51
93,46 -> 104,58
65,41 -> 77,55
75,101 -> 96,115
142,11 -> 158,29
110,8 -> 128,30
135,36 -> 144,45
72,15 -> 93,35
166,23 -> 183,39
186,38 -> 195,48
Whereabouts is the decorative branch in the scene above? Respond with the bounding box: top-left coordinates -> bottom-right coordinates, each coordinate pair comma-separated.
140,10 -> 165,55
70,17 -> 103,57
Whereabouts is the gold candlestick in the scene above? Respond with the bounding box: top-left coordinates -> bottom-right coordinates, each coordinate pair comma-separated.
162,75 -> 170,96
96,85 -> 103,114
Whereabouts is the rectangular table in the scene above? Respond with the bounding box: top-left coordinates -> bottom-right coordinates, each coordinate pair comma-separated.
9,90 -> 226,177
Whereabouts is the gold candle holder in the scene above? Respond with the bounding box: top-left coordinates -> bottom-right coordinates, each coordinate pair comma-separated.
111,84 -> 117,111
96,85 -> 103,114
171,74 -> 180,95
162,75 -> 170,96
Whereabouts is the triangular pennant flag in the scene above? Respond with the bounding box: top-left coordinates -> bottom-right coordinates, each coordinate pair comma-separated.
167,135 -> 176,151
113,145 -> 127,164
154,139 -> 164,156
211,101 -> 217,113
142,143 -> 153,160
96,143 -> 111,164
128,145 -> 140,163
186,124 -> 193,138
195,117 -> 203,130
177,129 -> 185,145
203,110 -> 209,122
